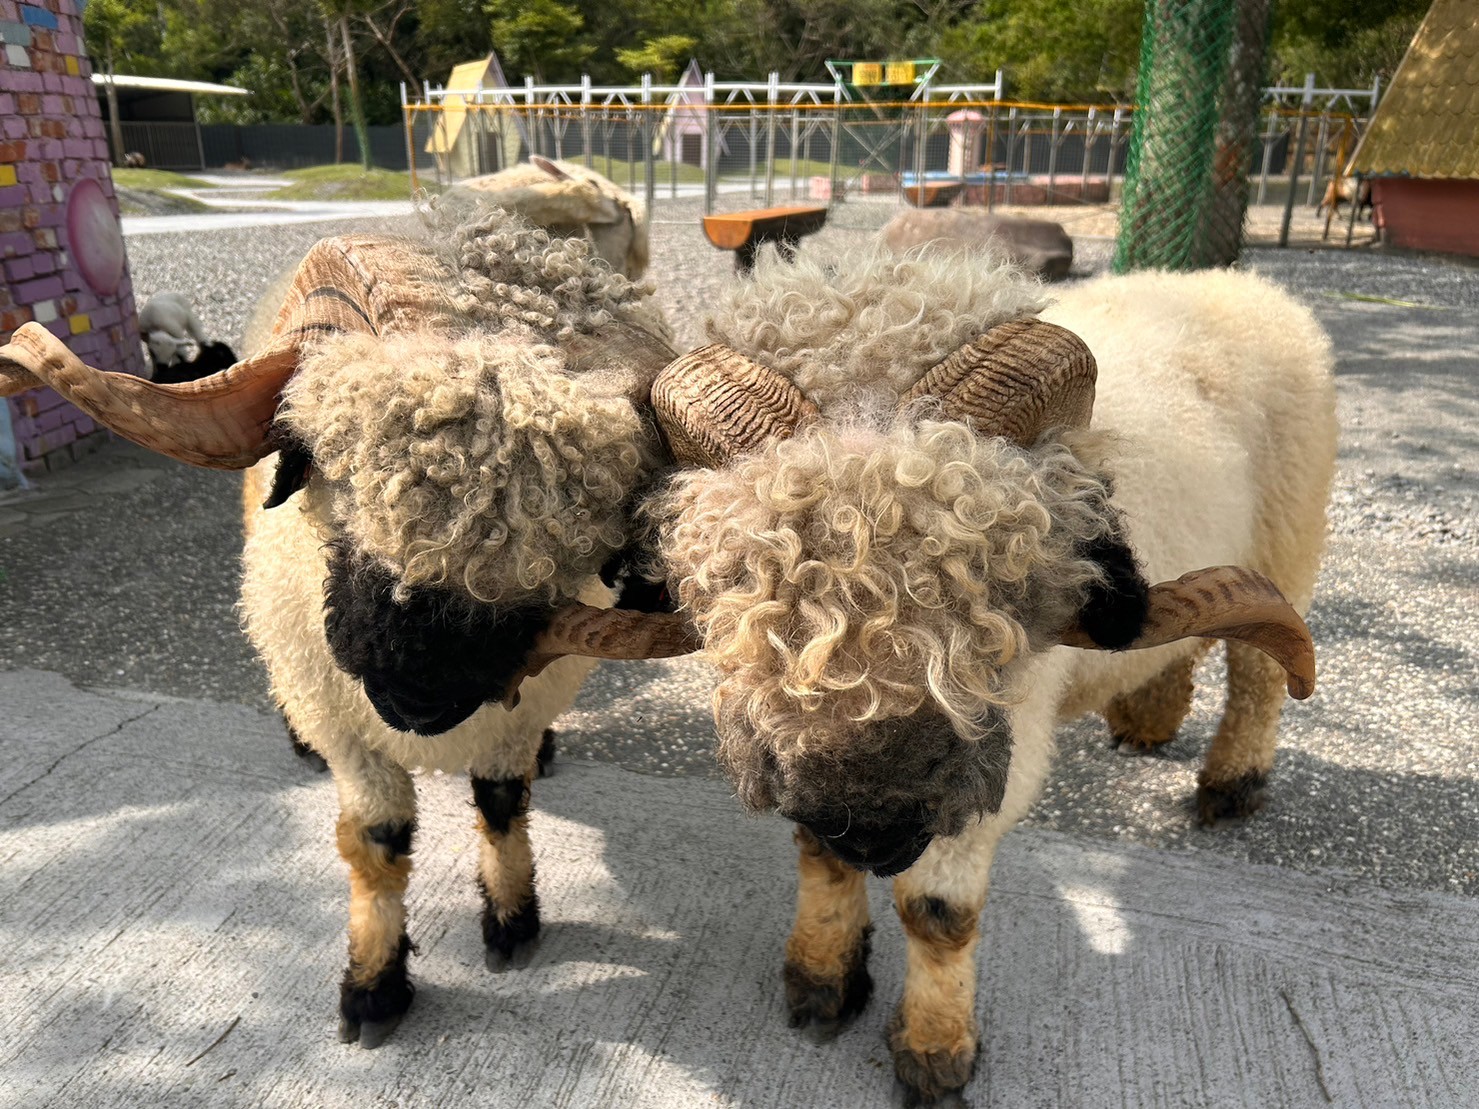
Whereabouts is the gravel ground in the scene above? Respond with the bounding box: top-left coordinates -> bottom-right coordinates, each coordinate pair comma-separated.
1,205 -> 1474,898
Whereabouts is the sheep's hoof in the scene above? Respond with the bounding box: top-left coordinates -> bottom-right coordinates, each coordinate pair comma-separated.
485,937 -> 540,974
338,1014 -> 404,1049
784,926 -> 873,1034
536,728 -> 557,778
483,895 -> 541,973
888,1013 -> 978,1106
1196,769 -> 1268,826
339,935 -> 414,1047
1112,730 -> 1176,757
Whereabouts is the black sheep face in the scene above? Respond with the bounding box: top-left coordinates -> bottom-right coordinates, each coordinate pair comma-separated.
321,542 -> 553,736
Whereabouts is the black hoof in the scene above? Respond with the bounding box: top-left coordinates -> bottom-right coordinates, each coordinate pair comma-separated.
482,888 -> 541,972
784,925 -> 873,1032
889,1011 -> 979,1106
339,1014 -> 404,1049
1196,769 -> 1268,826
485,936 -> 540,973
536,728 -> 556,778
339,934 -> 414,1047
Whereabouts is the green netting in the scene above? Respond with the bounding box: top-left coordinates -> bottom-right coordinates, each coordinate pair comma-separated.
1114,0 -> 1271,271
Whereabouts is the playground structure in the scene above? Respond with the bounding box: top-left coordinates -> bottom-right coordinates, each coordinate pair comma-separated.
402,61 -> 1382,248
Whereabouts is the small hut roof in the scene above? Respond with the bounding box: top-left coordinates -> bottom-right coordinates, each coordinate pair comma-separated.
1350,0 -> 1479,179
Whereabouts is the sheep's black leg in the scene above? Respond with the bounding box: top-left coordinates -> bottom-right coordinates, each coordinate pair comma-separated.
471,772 -> 541,971
336,812 -> 417,1048
1103,648 -> 1203,755
783,825 -> 873,1038
286,719 -> 329,773
535,728 -> 557,778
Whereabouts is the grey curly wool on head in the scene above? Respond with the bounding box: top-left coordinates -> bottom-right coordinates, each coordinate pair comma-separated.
276,206 -> 669,604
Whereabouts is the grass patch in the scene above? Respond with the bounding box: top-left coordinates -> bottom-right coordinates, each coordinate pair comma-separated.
269,165 -> 417,201
112,168 -> 214,190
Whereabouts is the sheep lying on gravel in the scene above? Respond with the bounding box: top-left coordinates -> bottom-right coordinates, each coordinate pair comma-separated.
0,207 -> 694,1048
138,291 -> 210,376
445,156 -> 650,279
521,244 -> 1334,1100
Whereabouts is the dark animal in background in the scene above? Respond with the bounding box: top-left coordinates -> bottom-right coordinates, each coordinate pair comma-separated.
149,341 -> 238,385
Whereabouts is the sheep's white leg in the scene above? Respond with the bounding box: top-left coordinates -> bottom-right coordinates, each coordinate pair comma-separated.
470,766 -> 541,971
784,824 -> 873,1031
1197,640 -> 1286,824
888,818 -> 1009,1103
1102,646 -> 1205,753
328,742 -> 418,1048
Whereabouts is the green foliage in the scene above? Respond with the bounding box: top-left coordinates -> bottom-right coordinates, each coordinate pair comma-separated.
1268,0 -> 1428,89
78,0 -> 1428,128
937,0 -> 1144,102
486,0 -> 593,81
616,35 -> 698,82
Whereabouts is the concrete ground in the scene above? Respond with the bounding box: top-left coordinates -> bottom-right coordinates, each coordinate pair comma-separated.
0,225 -> 1475,1106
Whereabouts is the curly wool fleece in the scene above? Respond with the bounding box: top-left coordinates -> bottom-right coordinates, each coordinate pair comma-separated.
283,326 -> 658,604
703,239 -> 1047,415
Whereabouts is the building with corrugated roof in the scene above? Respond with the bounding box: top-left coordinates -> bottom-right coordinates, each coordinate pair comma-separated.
1350,0 -> 1479,256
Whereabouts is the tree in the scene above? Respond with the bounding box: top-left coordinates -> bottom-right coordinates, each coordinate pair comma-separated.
1269,0 -> 1429,88
486,0 -> 593,82
936,0 -> 1144,102
83,0 -> 162,164
615,34 -> 697,82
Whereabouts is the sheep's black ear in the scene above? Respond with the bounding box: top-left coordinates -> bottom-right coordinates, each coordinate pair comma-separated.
263,433 -> 313,509
1075,532 -> 1149,649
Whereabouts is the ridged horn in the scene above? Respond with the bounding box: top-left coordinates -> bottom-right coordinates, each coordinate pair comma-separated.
905,317 -> 1097,445
652,344 -> 820,467
502,603 -> 701,709
0,240 -> 378,470
1059,565 -> 1316,700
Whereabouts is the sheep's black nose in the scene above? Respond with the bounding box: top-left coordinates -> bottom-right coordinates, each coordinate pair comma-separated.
797,814 -> 935,878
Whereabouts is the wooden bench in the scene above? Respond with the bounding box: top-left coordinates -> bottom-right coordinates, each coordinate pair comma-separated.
903,182 -> 964,208
702,205 -> 829,273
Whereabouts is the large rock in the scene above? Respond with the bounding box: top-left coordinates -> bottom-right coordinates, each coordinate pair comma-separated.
882,209 -> 1074,280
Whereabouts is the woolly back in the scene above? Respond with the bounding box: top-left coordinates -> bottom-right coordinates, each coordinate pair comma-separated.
702,240 -> 1047,416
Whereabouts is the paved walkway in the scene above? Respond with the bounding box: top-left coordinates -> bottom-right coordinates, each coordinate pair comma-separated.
1,669 -> 1474,1108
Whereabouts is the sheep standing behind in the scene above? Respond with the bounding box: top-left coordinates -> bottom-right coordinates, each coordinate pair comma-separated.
0,209 -> 680,1048
641,245 -> 1335,1100
446,156 -> 650,279
138,291 -> 210,376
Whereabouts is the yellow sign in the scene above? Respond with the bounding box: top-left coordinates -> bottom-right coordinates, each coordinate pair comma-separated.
885,61 -> 916,85
852,62 -> 883,86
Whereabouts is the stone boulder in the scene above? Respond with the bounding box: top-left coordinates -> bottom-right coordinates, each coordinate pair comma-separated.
881,209 -> 1074,281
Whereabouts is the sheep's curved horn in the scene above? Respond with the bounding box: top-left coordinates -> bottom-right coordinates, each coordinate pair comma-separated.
501,604 -> 700,709
652,344 -> 820,466
0,241 -> 378,470
905,318 -> 1097,445
1059,566 -> 1316,700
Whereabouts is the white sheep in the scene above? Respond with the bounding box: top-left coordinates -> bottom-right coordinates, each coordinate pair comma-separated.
0,207 -> 684,1048
137,291 -> 210,375
446,155 -> 651,279
582,244 -> 1336,1101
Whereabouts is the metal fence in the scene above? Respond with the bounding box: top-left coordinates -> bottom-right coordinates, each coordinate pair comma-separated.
402,71 -> 1382,247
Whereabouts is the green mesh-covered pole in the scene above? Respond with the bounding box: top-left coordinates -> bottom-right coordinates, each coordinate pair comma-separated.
1113,0 -> 1236,272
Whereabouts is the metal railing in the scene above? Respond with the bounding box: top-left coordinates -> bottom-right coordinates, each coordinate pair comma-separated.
400,70 -> 1381,246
